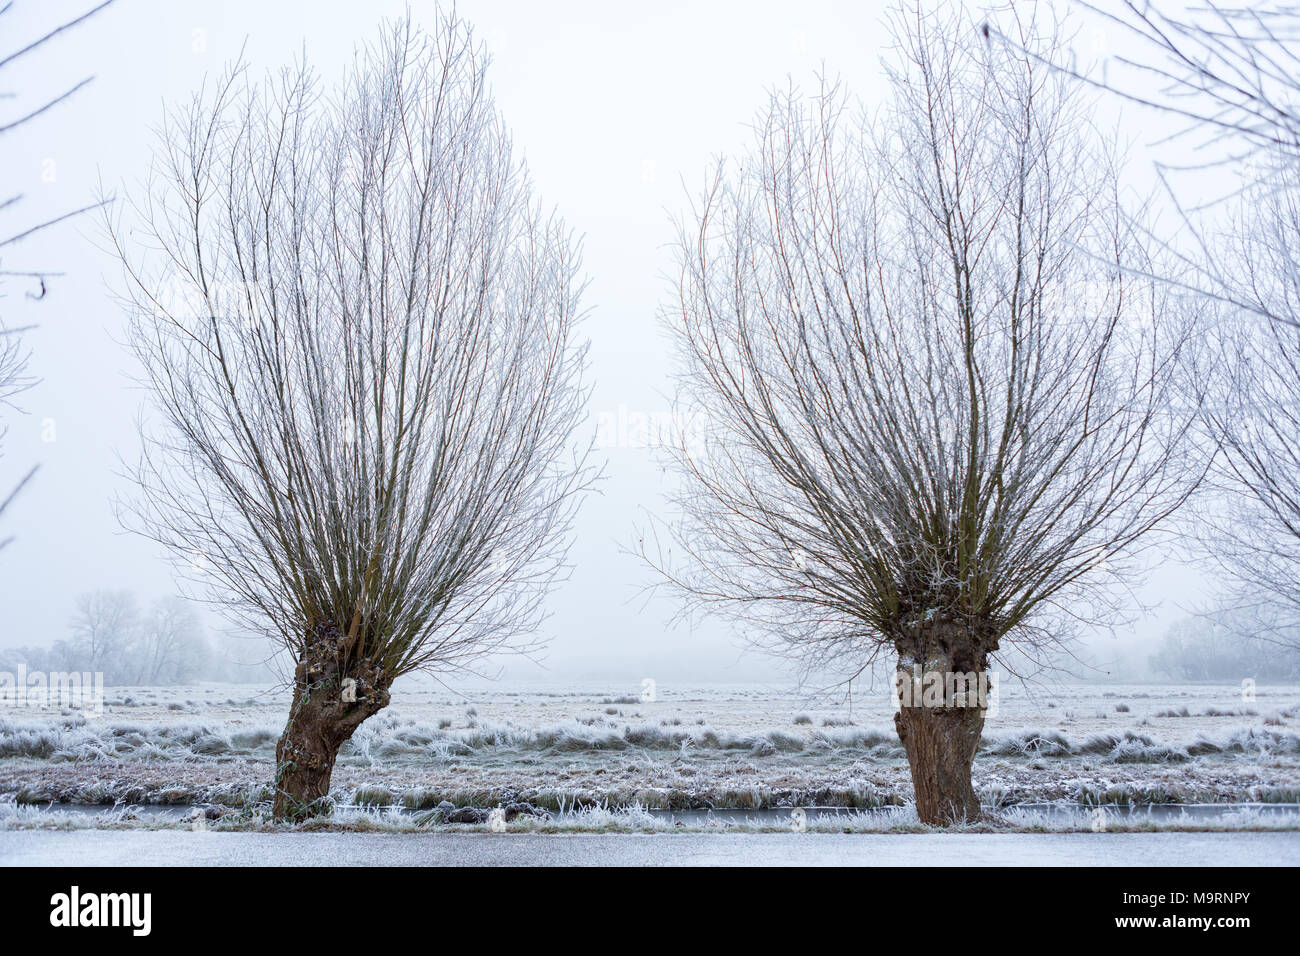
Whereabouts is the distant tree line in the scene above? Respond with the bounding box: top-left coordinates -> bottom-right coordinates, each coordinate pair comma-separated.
1149,610 -> 1300,683
0,590 -> 273,684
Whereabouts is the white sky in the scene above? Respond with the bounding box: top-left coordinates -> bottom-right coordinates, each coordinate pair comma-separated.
1,0 -> 1214,686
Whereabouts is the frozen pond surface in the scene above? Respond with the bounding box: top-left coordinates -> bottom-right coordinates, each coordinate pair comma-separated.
2,829 -> 1297,866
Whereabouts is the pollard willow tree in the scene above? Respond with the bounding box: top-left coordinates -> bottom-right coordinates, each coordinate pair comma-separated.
107,15 -> 593,819
1187,180 -> 1300,635
1058,3 -> 1300,642
646,4 -> 1199,824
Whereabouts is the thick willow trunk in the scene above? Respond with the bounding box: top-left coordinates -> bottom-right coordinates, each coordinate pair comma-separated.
273,623 -> 390,821
895,694 -> 985,824
893,620 -> 990,826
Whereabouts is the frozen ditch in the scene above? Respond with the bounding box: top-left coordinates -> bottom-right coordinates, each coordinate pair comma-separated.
9,800 -> 1300,829
650,803 -> 1300,825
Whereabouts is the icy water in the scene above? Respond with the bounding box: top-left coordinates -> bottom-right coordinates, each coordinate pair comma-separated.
652,803 -> 1300,826
17,801 -> 1300,826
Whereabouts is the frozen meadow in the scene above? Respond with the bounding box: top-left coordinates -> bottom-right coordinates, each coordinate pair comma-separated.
2,680 -> 1299,834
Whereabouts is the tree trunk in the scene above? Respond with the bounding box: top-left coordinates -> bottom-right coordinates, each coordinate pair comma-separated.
273,622 -> 390,821
895,696 -> 985,825
893,621 -> 990,826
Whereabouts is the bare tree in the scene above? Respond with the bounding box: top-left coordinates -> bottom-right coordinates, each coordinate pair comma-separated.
1050,1 -> 1300,326
1150,606 -> 1300,681
1054,4 -> 1300,635
68,589 -> 139,683
644,3 -> 1199,824
132,596 -> 208,684
0,0 -> 114,251
106,13 -> 593,819
0,324 -> 35,548
1066,3 -> 1299,154
1190,278 -> 1300,636
0,0 -> 116,548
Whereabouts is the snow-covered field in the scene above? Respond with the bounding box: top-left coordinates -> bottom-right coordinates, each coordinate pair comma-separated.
2,680 -> 1299,831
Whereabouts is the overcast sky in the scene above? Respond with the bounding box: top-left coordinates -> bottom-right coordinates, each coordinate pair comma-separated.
1,0 -> 1214,687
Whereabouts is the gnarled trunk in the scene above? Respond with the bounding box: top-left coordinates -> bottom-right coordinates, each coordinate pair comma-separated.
893,620 -> 990,826
895,695 -> 985,824
273,623 -> 390,821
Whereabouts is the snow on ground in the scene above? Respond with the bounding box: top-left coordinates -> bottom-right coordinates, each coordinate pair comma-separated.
1,680 -> 1298,824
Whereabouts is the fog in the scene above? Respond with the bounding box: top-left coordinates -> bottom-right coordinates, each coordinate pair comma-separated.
2,0 -> 1214,685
